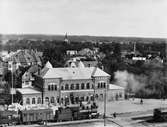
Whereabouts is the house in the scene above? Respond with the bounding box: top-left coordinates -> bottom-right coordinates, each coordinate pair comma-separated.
107,84 -> 125,101
66,50 -> 78,56
4,50 -> 42,71
78,48 -> 94,56
17,87 -> 42,105
65,57 -> 98,68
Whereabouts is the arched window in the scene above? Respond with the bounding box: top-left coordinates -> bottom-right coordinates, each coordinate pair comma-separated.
61,86 -> 64,90
26,98 -> 30,104
81,83 -> 85,89
51,97 -> 55,103
48,85 -> 51,91
51,85 -> 54,91
86,83 -> 90,89
70,84 -> 74,90
37,97 -> 41,104
45,97 -> 49,103
92,84 -> 94,89
55,85 -> 57,90
101,82 -> 103,88
104,83 -> 106,88
76,84 -> 79,89
98,83 -> 100,88
32,98 -> 36,104
65,84 -> 69,90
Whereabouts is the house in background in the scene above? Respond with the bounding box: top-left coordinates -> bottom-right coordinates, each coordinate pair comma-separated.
66,50 -> 78,56
65,57 -> 98,68
4,49 -> 42,71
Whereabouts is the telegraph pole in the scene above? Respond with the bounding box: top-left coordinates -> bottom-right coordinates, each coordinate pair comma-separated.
104,87 -> 107,126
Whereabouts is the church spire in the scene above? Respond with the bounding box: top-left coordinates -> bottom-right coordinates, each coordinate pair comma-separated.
64,33 -> 70,44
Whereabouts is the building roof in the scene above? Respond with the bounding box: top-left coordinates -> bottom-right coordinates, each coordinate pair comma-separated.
109,84 -> 125,90
4,50 -> 42,66
17,87 -> 41,95
45,61 -> 53,69
28,65 -> 39,73
42,67 -> 110,80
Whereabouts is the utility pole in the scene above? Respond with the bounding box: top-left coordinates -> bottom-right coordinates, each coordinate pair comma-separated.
104,87 -> 107,126
104,76 -> 110,126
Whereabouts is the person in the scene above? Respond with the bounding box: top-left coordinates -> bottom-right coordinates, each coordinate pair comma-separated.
140,98 -> 143,104
113,112 -> 116,118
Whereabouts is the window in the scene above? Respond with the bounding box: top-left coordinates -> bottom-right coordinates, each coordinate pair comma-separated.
91,84 -> 94,89
55,85 -> 57,90
37,97 -> 41,104
61,86 -> 64,90
119,92 -> 122,98
76,84 -> 79,90
48,83 -> 57,91
48,85 -> 51,91
32,98 -> 36,104
104,83 -> 106,88
81,83 -> 85,89
26,98 -> 30,104
70,84 -> 74,90
25,81 -> 29,85
86,83 -> 90,89
45,97 -> 49,103
51,97 -> 55,103
98,83 -> 100,88
95,94 -> 98,98
80,96 -> 84,101
51,85 -> 54,91
65,84 -> 69,90
101,82 -> 103,88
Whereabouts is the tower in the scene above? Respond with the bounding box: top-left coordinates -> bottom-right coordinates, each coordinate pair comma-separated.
133,42 -> 136,56
64,33 -> 70,44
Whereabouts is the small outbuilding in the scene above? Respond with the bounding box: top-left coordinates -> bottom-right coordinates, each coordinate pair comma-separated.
107,84 -> 125,101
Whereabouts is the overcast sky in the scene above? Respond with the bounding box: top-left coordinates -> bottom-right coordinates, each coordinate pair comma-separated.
0,0 -> 167,38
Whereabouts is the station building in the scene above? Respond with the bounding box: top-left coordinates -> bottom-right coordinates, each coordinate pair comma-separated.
16,62 -> 125,106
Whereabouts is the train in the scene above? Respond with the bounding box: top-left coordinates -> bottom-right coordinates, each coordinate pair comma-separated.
0,102 -> 99,126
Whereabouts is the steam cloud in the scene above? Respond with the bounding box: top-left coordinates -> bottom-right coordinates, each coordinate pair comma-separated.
114,70 -> 146,92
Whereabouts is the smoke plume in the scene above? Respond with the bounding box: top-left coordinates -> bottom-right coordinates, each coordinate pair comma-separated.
114,70 -> 146,92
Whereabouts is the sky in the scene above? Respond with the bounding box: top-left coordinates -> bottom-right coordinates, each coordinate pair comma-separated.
0,0 -> 167,38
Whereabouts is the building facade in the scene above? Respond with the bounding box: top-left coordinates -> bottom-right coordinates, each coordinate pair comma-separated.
17,62 -> 125,106
34,66 -> 110,105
